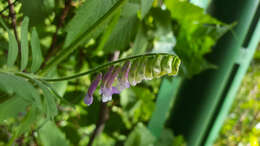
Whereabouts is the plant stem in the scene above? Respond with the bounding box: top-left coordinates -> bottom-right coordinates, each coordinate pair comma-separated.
87,103 -> 110,146
87,51 -> 119,146
0,0 -> 19,15
7,0 -> 20,50
40,53 -> 176,82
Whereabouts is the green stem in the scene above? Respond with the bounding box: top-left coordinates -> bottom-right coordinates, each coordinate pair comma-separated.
40,53 -> 176,82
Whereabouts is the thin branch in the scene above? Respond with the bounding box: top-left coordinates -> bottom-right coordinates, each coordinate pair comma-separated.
87,103 -> 110,146
0,0 -> 19,15
40,52 -> 178,82
7,0 -> 20,50
42,0 -> 72,68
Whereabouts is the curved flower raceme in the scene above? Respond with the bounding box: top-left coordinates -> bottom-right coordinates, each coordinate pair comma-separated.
84,54 -> 181,106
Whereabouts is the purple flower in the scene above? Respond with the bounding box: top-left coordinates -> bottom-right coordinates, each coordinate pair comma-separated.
100,66 -> 120,102
84,73 -> 102,105
116,61 -> 131,92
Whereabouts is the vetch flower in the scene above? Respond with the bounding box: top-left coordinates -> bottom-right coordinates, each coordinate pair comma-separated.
100,66 -> 120,102
83,53 -> 181,106
84,73 -> 102,105
116,61 -> 131,92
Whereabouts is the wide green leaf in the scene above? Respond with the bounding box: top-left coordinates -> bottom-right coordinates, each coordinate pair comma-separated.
64,0 -> 121,48
140,0 -> 154,19
165,0 -> 232,77
21,0 -> 55,25
39,121 -> 70,146
20,17 -> 30,71
103,2 -> 139,53
132,24 -> 148,55
30,27 -> 43,72
7,31 -> 18,67
0,72 -> 42,109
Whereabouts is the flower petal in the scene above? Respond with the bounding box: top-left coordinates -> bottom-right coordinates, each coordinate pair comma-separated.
84,94 -> 93,105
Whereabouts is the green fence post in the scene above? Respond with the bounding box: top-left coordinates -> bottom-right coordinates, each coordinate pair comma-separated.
167,0 -> 259,146
205,19 -> 260,146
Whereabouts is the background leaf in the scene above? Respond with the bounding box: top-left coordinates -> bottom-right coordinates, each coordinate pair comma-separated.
15,106 -> 39,137
20,17 -> 30,71
140,0 -> 154,19
20,0 -> 55,26
125,123 -> 156,146
0,96 -> 29,122
103,2 -> 139,53
64,0 -> 122,48
38,121 -> 70,146
30,27 -> 43,72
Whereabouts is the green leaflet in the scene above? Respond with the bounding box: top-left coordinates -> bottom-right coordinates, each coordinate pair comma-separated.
0,72 -> 42,110
30,27 -> 43,73
7,31 -> 18,67
20,17 -> 30,71
34,80 -> 57,120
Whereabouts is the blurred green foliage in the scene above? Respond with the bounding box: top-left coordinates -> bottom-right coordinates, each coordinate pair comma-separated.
0,0 -> 232,145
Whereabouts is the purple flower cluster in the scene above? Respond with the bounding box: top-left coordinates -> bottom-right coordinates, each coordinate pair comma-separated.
83,55 -> 181,106
84,62 -> 131,105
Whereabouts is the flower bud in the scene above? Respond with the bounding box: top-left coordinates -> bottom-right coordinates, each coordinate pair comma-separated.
168,56 -> 181,76
152,55 -> 163,78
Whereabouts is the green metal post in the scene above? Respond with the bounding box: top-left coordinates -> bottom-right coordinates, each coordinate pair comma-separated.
205,19 -> 260,146
167,0 -> 259,146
